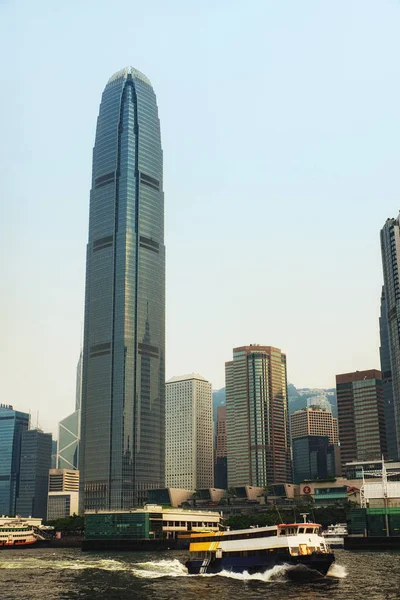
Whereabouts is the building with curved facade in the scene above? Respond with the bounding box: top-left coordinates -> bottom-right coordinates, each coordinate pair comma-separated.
80,67 -> 165,511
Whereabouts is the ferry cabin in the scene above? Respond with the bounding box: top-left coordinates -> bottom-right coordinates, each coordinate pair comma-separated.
188,523 -> 329,560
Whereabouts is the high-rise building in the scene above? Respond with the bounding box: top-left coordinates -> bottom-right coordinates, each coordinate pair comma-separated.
225,345 -> 292,487
379,286 -> 398,459
380,217 -> 400,459
292,436 -> 335,484
80,67 -> 165,510
290,407 -> 338,444
47,469 -> 80,520
16,429 -> 52,519
0,405 -> 30,516
57,353 -> 82,470
48,469 -> 79,492
336,370 -> 387,468
165,374 -> 213,490
214,406 -> 227,489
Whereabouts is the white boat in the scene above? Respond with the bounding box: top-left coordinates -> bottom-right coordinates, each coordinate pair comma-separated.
322,523 -> 348,548
185,518 -> 335,578
0,518 -> 42,548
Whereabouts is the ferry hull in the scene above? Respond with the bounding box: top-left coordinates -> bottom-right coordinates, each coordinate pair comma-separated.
185,553 -> 335,577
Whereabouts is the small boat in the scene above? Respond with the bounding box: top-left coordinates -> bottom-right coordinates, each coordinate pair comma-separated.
0,518 -> 42,548
185,518 -> 335,577
322,523 -> 348,548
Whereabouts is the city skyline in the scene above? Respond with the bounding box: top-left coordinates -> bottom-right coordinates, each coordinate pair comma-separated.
3,1 -> 400,436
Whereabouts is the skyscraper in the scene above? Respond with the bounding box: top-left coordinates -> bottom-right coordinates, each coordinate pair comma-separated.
336,370 -> 387,469
225,345 -> 292,487
290,407 -> 338,444
380,217 -> 400,459
0,405 -> 30,516
80,67 -> 165,511
292,436 -> 335,484
16,429 -> 52,519
214,406 -> 227,489
165,374 -> 214,490
57,354 -> 82,470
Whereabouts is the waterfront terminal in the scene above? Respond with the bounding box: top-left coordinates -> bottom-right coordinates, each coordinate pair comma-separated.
82,504 -> 222,551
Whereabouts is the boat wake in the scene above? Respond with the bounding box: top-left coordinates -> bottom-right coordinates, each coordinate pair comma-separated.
0,556 -> 347,582
327,563 -> 347,578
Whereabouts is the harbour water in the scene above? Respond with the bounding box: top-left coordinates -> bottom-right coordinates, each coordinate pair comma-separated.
0,548 -> 399,600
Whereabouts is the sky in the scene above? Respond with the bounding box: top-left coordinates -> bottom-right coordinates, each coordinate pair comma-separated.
1,0 -> 400,436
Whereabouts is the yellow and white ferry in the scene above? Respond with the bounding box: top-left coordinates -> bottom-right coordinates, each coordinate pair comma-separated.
185,518 -> 335,577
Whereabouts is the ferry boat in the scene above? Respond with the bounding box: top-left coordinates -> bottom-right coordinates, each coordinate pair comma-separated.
322,523 -> 348,548
0,519 -> 40,548
185,519 -> 335,577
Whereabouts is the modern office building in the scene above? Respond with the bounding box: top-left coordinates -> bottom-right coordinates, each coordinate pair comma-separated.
380,217 -> 400,459
290,407 -> 338,444
0,405 -> 30,516
292,435 -> 335,484
49,469 -> 79,492
80,67 -> 165,511
16,429 -> 52,519
336,370 -> 387,468
379,286 -> 398,460
47,469 -> 80,520
57,353 -> 82,470
165,374 -> 213,490
225,345 -> 292,487
215,406 -> 227,489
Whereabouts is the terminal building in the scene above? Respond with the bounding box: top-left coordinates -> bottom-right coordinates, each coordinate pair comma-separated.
83,505 -> 222,549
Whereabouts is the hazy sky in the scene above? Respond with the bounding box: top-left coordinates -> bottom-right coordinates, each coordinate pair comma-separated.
1,0 -> 400,436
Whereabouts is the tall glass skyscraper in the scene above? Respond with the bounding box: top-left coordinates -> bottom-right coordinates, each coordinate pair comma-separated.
0,405 -> 30,516
80,67 -> 165,511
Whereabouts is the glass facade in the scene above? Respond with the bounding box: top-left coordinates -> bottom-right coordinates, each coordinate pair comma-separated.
292,435 -> 335,484
58,410 -> 80,469
0,406 -> 30,516
379,286 -> 398,460
380,219 -> 400,459
16,429 -> 52,519
80,67 -> 165,510
226,346 -> 292,487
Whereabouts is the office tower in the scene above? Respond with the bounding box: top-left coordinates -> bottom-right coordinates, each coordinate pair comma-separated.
47,469 -> 79,520
380,217 -> 400,459
291,407 -> 338,444
57,353 -> 82,470
49,469 -> 79,492
336,370 -> 387,468
292,436 -> 335,484
16,429 -> 52,519
215,406 -> 227,489
80,67 -> 165,510
165,374 -> 213,490
225,345 -> 292,487
379,286 -> 398,459
51,440 -> 57,469
0,405 -> 30,516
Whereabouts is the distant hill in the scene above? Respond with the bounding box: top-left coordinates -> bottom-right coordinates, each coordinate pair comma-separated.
288,384 -> 337,417
213,385 -> 337,421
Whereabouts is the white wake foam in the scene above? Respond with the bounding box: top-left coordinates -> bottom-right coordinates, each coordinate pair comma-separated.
327,563 -> 347,578
216,564 -> 290,582
132,559 -> 188,578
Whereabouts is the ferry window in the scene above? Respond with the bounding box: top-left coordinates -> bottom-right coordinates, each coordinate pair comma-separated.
298,528 -> 304,533
305,528 -> 313,534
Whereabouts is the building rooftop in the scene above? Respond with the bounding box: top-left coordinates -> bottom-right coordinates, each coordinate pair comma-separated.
166,373 -> 209,384
107,66 -> 152,87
